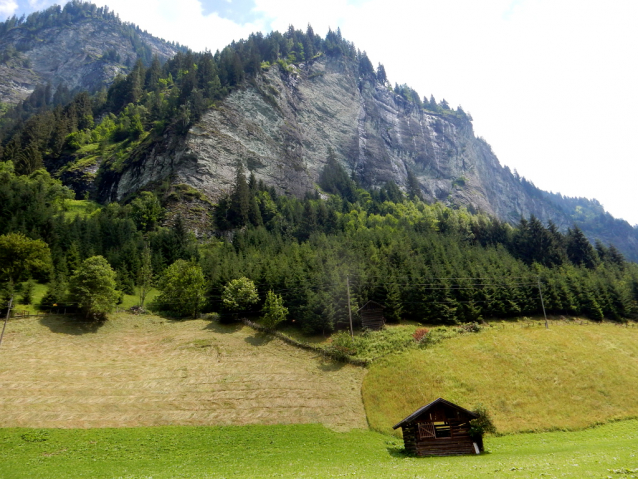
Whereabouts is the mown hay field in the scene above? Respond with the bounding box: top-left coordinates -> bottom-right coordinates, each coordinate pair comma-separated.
363,321 -> 638,435
0,314 -> 366,431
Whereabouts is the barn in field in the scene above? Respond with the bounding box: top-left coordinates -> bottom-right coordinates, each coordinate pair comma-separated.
357,301 -> 385,331
393,398 -> 482,456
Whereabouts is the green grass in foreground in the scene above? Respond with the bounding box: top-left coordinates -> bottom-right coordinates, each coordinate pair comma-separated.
1,421 -> 637,478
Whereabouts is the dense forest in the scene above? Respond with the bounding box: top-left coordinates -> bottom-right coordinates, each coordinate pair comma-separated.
1,156 -> 637,332
0,6 -> 637,332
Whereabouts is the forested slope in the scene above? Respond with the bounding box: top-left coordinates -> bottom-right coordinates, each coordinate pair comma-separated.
1,11 -> 636,260
1,158 -> 637,332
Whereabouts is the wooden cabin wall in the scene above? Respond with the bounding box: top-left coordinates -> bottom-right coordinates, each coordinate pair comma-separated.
401,421 -> 477,457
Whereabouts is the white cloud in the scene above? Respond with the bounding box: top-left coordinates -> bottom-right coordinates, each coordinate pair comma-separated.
0,0 -> 18,17
28,0 -> 55,9
92,0 -> 264,51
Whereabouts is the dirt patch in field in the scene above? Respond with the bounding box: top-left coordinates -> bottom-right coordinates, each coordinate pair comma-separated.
0,314 -> 367,431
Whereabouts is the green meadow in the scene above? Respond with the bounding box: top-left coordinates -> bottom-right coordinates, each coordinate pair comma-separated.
1,420 -> 637,478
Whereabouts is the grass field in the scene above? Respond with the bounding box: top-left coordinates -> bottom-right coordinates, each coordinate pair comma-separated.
363,321 -> 638,435
0,420 -> 637,478
0,314 -> 366,431
60,199 -> 101,219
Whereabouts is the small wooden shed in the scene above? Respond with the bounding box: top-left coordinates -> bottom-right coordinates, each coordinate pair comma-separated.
357,301 -> 385,330
393,398 -> 481,456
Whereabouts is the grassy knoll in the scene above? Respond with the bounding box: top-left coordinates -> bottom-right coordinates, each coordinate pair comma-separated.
363,321 -> 638,435
10,282 -> 48,315
60,199 -> 101,219
0,314 -> 366,431
1,420 -> 637,478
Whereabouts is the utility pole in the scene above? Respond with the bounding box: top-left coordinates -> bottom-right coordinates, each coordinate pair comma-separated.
538,276 -> 548,329
347,275 -> 354,339
0,294 -> 14,348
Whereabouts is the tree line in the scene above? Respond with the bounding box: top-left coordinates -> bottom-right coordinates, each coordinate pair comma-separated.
1,156 -> 637,333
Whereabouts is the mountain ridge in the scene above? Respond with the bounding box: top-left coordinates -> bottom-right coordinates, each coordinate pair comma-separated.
1,3 -> 637,260
0,1 -> 181,104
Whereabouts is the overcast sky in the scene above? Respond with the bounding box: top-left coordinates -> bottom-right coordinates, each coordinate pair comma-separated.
3,0 -> 638,225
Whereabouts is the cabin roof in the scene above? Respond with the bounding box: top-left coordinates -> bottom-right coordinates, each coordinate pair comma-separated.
392,397 -> 479,429
357,300 -> 386,313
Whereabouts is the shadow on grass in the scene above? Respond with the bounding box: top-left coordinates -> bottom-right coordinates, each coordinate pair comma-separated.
317,360 -> 346,372
386,446 -> 412,458
39,315 -> 106,335
204,321 -> 243,334
245,332 -> 275,346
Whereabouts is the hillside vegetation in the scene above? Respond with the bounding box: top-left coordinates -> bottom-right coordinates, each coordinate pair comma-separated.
2,160 -> 638,335
363,321 -> 638,435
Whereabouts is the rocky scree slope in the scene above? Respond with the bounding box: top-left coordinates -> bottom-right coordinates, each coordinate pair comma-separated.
0,17 -> 178,104
104,54 -> 638,259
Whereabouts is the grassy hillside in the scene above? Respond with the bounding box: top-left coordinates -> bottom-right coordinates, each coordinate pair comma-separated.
1,420 -> 637,478
0,314 -> 366,431
363,321 -> 638,435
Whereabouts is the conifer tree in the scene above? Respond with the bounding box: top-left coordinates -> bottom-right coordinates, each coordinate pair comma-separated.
406,170 -> 423,201
566,226 -> 598,269
376,63 -> 388,85
229,164 -> 250,228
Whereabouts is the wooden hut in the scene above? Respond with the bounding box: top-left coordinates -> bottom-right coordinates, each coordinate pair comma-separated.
393,398 -> 481,456
357,301 -> 385,331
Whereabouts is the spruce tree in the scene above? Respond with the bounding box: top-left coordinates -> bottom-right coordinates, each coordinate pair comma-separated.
229,164 -> 250,228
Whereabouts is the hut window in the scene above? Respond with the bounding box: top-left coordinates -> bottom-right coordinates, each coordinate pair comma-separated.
417,422 -> 435,439
433,422 -> 452,438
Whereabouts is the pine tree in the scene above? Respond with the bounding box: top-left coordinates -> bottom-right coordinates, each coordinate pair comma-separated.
406,170 -> 422,201
566,226 -> 598,269
229,164 -> 250,228
376,63 -> 388,85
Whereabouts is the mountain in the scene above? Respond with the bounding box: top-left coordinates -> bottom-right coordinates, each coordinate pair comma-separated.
101,51 -> 638,261
0,1 -> 181,105
1,6 -> 636,261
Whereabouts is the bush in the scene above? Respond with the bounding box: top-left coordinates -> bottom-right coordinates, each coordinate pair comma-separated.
470,404 -> 497,438
262,290 -> 288,329
20,280 -> 34,305
458,322 -> 482,333
69,256 -> 119,320
413,328 -> 429,342
156,260 -> 206,318
221,277 -> 259,316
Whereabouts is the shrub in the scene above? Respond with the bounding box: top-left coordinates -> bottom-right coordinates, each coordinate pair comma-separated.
221,277 -> 259,316
458,322 -> 482,333
69,256 -> 119,321
156,260 -> 206,318
470,404 -> 497,442
262,290 -> 288,329
413,328 -> 429,342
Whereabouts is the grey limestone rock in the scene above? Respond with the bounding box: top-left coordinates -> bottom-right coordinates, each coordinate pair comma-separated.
0,19 -> 178,104
108,55 -> 562,227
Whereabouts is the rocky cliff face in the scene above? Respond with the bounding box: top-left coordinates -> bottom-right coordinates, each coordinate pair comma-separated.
107,54 -> 571,227
0,19 -> 178,104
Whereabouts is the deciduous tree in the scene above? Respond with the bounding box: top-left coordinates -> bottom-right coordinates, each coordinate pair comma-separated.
69,255 -> 119,321
156,259 -> 206,318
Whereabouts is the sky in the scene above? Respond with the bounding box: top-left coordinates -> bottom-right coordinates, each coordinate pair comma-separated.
2,0 -> 638,226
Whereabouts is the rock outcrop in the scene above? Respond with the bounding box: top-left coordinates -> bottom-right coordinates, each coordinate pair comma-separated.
108,55 -> 565,225
0,18 -> 178,104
